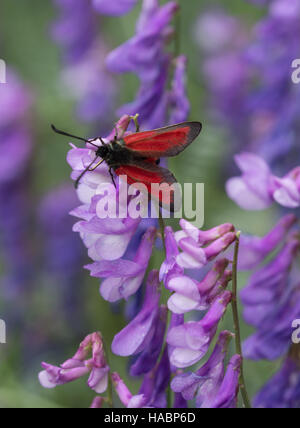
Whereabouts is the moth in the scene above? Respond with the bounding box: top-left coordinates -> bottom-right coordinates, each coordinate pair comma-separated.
52,119 -> 202,212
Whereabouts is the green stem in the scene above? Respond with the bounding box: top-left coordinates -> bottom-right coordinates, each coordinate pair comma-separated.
231,231 -> 251,409
103,339 -> 114,408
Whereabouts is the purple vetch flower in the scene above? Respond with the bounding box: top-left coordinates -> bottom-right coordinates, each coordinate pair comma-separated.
130,305 -> 168,376
240,235 -> 300,329
197,3 -> 300,169
86,227 -> 156,302
166,259 -> 231,314
167,291 -> 232,368
52,0 -> 116,126
38,184 -> 85,330
112,372 -> 147,408
111,270 -> 161,356
90,396 -> 104,408
168,55 -> 190,124
39,332 -> 109,393
174,220 -> 236,269
92,0 -> 138,15
139,348 -> 171,408
254,354 -> 300,408
171,330 -> 234,406
238,214 -> 297,270
205,354 -> 241,409
106,0 -> 187,129
159,226 -> 183,284
243,284 -> 300,361
226,153 -> 300,210
52,0 -> 96,64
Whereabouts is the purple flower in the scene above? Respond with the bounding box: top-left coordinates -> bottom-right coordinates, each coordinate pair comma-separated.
254,356 -> 300,408
175,220 -> 236,269
92,0 -> 138,16
106,0 -> 187,129
167,291 -> 232,368
52,0 -> 96,64
139,348 -> 171,408
238,214 -> 297,270
166,259 -> 231,314
169,55 -> 190,124
206,355 -> 241,408
130,305 -> 168,376
171,330 -> 234,406
39,332 -> 109,393
240,236 -> 300,328
90,396 -> 104,408
52,0 -> 116,125
243,285 -> 300,360
159,226 -> 183,284
198,4 -> 300,168
86,227 -> 156,302
112,372 -> 147,408
111,270 -> 161,356
227,153 -> 300,210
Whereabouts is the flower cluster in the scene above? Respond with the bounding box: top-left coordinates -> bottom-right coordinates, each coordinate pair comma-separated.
106,0 -> 190,129
197,0 -> 300,168
39,332 -> 110,399
52,0 -> 116,126
0,69 -> 33,301
226,153 -> 300,210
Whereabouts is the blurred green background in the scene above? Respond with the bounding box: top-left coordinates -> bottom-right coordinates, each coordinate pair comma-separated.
0,0 -> 279,408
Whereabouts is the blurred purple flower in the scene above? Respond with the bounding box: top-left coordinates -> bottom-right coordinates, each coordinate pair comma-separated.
52,0 -> 116,126
92,0 -> 138,15
106,0 -> 189,129
167,291 -> 232,368
171,330 -> 234,407
240,235 -> 300,328
243,285 -> 300,360
238,214 -> 297,270
254,355 -> 300,408
226,153 -> 300,210
39,332 -> 109,393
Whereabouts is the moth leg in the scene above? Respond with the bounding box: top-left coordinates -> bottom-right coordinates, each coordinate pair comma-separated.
89,159 -> 105,171
130,114 -> 140,133
109,167 -> 117,188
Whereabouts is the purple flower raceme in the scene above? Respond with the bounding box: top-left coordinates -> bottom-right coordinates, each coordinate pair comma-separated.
106,0 -> 189,129
237,214 -> 297,270
254,353 -> 300,408
66,115 -> 158,302
0,69 -> 33,304
226,153 -> 300,210
39,332 -> 109,394
52,0 -> 116,126
197,2 -> 300,168
167,290 -> 233,368
171,331 -> 241,408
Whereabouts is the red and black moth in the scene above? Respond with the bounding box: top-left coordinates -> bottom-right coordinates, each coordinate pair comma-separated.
51,120 -> 202,212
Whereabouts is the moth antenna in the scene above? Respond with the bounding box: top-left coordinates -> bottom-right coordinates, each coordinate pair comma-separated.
74,156 -> 99,189
51,124 -> 87,143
